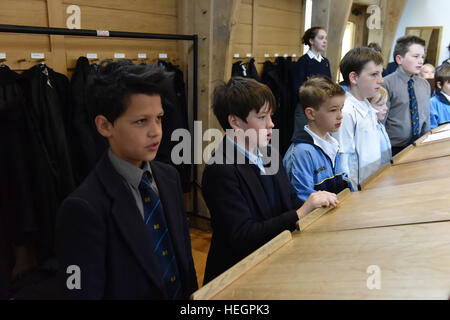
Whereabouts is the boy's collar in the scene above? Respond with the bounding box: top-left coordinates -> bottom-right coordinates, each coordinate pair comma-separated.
346,91 -> 372,118
396,66 -> 419,81
108,148 -> 152,189
226,134 -> 261,159
437,89 -> 450,104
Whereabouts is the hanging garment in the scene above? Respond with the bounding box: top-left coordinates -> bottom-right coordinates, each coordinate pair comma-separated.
19,64 -> 75,261
232,60 -> 247,77
157,60 -> 191,192
231,59 -> 261,81
0,65 -> 38,298
261,57 -> 296,155
69,57 -> 108,185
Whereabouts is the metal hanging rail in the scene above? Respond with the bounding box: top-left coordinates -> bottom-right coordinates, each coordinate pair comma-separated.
0,23 -> 201,220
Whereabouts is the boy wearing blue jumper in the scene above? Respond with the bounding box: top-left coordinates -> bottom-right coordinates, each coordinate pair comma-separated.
430,64 -> 450,129
283,76 -> 349,201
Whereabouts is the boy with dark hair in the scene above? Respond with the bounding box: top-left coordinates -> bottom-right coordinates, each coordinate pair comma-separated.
430,64 -> 450,129
283,76 -> 349,201
382,35 -> 431,155
202,77 -> 338,284
331,47 -> 384,191
56,60 -> 197,299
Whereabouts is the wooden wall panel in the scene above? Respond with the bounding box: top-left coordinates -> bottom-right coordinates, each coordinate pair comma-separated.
62,0 -> 177,16
0,0 -> 49,26
237,2 -> 253,25
0,0 -> 184,75
0,0 -> 50,69
257,6 -> 302,30
230,0 -> 304,76
258,0 -> 302,13
61,4 -> 177,32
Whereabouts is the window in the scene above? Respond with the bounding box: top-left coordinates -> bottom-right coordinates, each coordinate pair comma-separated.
338,21 -> 356,82
303,0 -> 312,54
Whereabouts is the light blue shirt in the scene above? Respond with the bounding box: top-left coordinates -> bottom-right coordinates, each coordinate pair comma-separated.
331,92 -> 382,190
226,135 -> 265,173
377,122 -> 392,166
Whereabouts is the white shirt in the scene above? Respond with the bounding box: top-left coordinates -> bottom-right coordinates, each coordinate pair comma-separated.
304,125 -> 340,167
226,135 -> 265,173
331,92 -> 382,190
307,50 -> 323,63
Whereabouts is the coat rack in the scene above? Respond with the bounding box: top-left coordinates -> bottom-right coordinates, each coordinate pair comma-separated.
0,23 -> 202,221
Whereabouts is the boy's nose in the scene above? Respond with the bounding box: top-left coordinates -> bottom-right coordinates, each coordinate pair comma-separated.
267,116 -> 275,129
147,123 -> 162,137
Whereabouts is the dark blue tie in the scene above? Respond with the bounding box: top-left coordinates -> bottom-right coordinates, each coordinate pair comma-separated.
408,78 -> 420,142
138,172 -> 181,300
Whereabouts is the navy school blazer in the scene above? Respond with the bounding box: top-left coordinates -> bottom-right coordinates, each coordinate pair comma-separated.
56,152 -> 198,299
201,137 -> 303,284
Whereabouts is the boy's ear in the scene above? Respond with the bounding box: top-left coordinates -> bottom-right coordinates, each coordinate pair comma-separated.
436,81 -> 442,90
304,107 -> 315,121
394,54 -> 403,66
228,114 -> 242,131
348,71 -> 359,86
95,115 -> 113,138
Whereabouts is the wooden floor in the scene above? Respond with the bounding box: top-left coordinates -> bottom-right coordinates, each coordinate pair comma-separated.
189,228 -> 212,288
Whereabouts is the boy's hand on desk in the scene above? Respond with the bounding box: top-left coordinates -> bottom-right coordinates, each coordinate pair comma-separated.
296,191 -> 338,219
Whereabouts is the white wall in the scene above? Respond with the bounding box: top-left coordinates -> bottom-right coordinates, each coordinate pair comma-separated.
389,0 -> 450,65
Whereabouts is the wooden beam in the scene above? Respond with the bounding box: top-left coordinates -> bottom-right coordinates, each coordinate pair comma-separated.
46,0 -> 67,74
380,0 -> 407,65
311,0 -> 352,81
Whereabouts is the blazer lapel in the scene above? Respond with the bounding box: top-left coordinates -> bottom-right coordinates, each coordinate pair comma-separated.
217,136 -> 273,219
95,153 -> 167,296
263,145 -> 294,211
272,163 -> 294,211
236,164 -> 273,220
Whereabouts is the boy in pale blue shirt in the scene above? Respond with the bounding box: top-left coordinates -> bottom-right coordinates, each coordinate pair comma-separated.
283,76 -> 349,201
430,64 -> 450,129
368,86 -> 392,166
331,47 -> 384,190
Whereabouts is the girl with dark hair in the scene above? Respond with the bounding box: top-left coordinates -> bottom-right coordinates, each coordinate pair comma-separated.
292,27 -> 332,134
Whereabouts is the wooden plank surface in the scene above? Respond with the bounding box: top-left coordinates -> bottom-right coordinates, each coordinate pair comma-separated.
297,188 -> 351,231
392,139 -> 450,165
363,156 -> 450,190
359,162 -> 391,190
213,221 -> 450,299
191,230 -> 292,300
304,176 -> 450,233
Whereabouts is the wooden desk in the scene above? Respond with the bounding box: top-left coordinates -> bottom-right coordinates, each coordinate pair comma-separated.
392,139 -> 450,165
212,221 -> 450,299
363,156 -> 450,190
304,176 -> 450,233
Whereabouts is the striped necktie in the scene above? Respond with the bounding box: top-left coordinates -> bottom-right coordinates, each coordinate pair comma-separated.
408,78 -> 420,142
138,172 -> 181,299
